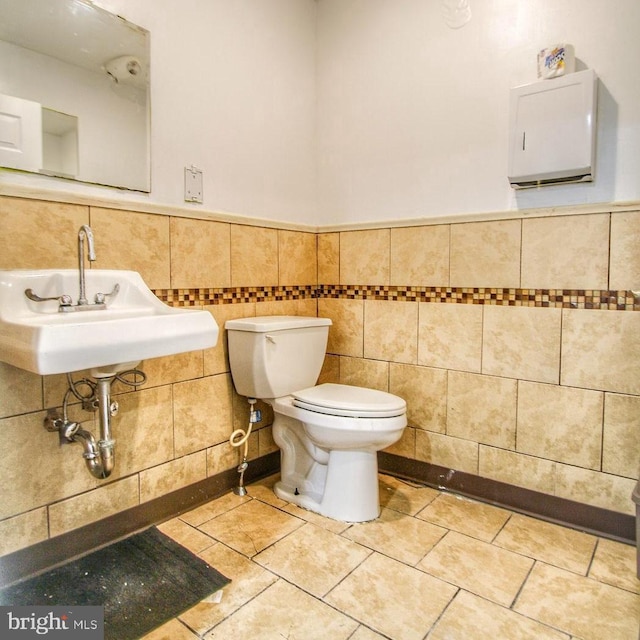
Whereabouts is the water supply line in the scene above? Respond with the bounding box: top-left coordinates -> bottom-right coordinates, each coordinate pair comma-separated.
229,398 -> 260,496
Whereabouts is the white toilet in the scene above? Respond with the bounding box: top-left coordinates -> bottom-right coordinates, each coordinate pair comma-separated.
225,315 -> 407,522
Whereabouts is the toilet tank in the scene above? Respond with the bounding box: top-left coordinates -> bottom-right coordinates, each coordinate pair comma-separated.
225,316 -> 332,399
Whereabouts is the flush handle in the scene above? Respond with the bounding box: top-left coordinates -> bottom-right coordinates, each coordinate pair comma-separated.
265,334 -> 276,344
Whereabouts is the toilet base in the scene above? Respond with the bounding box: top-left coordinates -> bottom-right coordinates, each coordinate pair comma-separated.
275,449 -> 381,523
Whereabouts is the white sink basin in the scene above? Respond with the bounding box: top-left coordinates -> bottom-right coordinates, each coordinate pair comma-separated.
0,269 -> 219,375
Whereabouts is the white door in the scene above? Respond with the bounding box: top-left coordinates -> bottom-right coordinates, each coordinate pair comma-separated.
0,93 -> 43,172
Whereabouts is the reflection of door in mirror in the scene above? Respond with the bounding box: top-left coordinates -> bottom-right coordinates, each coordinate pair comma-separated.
0,0 -> 150,192
0,94 -> 79,178
0,94 -> 43,172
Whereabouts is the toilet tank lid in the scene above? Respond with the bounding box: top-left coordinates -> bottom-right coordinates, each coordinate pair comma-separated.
225,315 -> 332,332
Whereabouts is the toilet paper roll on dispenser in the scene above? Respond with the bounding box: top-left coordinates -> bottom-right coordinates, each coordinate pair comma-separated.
537,44 -> 575,79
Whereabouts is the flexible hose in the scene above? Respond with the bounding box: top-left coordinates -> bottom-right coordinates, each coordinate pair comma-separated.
65,368 -> 146,405
229,398 -> 257,461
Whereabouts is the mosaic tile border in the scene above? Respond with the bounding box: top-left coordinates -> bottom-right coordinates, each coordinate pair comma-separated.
153,285 -> 317,306
153,285 -> 640,311
319,285 -> 640,310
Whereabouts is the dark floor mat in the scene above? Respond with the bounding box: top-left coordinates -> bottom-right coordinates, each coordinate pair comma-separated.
0,527 -> 230,640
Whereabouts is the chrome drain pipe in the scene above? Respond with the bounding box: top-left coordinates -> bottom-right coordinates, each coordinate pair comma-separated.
45,368 -> 146,479
70,425 -> 113,479
89,376 -> 116,478
47,375 -> 117,479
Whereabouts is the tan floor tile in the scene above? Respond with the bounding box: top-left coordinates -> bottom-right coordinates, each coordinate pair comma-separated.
418,531 -> 533,606
254,522 -> 370,597
179,543 -> 278,635
205,579 -> 358,639
156,517 -> 217,555
514,562 -> 640,640
180,491 -> 251,527
198,499 -> 304,557
140,618 -> 199,640
416,492 -> 510,542
350,626 -> 388,640
430,590 -> 570,639
243,473 -> 290,509
379,474 -> 440,515
589,538 -> 640,594
282,501 -> 352,533
343,507 -> 446,565
325,552 -> 457,640
140,473 -> 639,640
494,513 -> 597,574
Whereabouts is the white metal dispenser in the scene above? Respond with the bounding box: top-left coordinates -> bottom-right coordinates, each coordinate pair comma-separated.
508,68 -> 598,188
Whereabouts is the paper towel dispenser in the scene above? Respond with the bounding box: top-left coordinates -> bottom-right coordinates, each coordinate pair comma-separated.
508,69 -> 597,188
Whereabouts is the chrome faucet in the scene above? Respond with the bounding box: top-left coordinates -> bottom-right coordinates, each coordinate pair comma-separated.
78,225 -> 96,306
23,224 -> 119,312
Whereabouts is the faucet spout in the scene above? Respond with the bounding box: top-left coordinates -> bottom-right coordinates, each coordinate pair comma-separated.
78,225 -> 96,306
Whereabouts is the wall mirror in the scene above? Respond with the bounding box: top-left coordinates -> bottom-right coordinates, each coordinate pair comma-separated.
0,0 -> 150,192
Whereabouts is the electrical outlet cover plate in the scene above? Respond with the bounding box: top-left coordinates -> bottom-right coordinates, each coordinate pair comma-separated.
184,166 -> 203,203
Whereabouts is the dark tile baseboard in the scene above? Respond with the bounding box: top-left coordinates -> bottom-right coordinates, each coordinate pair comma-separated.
379,452 -> 636,545
0,451 -> 280,589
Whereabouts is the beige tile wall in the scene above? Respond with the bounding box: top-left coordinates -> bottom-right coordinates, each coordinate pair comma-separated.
318,210 -> 640,517
0,196 -> 314,556
0,196 -> 638,560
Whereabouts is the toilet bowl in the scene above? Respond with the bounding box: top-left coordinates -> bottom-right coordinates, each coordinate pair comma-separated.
273,384 -> 406,521
225,316 -> 407,522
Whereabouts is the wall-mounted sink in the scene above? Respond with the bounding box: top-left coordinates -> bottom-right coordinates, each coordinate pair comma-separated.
0,269 -> 219,375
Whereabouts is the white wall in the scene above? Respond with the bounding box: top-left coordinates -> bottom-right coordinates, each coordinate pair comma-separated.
316,0 -> 640,225
97,0 -> 318,221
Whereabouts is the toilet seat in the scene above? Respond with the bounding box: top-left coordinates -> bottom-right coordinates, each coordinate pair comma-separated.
292,383 -> 406,418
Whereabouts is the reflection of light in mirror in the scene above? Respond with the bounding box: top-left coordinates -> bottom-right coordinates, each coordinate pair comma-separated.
105,55 -> 145,86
